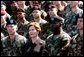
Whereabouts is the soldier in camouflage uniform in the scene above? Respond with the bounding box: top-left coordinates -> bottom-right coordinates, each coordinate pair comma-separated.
16,8 -> 29,36
68,14 -> 83,56
31,8 -> 48,25
26,1 -> 47,21
1,19 -> 27,56
76,14 -> 83,56
41,23 -> 53,40
41,6 -> 59,40
63,1 -> 83,37
46,16 -> 71,56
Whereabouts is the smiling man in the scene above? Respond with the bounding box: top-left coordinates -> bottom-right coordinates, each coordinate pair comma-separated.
1,19 -> 27,56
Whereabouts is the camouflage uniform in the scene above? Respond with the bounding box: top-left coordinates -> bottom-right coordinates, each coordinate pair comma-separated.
25,6 -> 47,21
65,25 -> 79,37
41,23 -> 53,40
58,5 -> 71,18
63,5 -> 71,16
68,32 -> 83,56
25,6 -> 32,21
68,14 -> 83,56
63,7 -> 83,37
46,30 -> 71,56
17,20 -> 29,37
63,7 -> 83,56
1,33 -> 27,56
76,33 -> 83,56
41,29 -> 53,40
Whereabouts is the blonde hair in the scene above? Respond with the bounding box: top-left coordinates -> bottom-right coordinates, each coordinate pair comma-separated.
28,22 -> 41,32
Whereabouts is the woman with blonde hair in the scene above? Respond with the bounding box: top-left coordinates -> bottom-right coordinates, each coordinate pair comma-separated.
22,22 -> 47,56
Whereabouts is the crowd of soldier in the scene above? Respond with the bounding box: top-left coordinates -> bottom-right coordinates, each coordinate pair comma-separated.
1,1 -> 83,56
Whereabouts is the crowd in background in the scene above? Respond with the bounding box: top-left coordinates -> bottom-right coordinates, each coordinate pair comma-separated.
1,1 -> 83,56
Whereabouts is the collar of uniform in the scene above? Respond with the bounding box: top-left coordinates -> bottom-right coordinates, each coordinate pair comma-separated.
7,33 -> 19,42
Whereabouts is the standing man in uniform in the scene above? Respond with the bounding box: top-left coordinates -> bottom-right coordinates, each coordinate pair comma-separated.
63,1 -> 83,37
46,16 -> 71,56
68,14 -> 83,56
76,14 -> 83,56
1,19 -> 27,56
16,8 -> 29,36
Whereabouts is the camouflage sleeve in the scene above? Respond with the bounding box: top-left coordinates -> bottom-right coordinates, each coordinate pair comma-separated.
61,33 -> 71,50
1,37 -> 8,56
20,37 -> 28,47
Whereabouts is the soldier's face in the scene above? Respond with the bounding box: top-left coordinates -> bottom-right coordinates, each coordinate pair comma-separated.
28,26 -> 39,38
48,8 -> 57,17
32,10 -> 41,19
70,1 -> 79,7
6,25 -> 17,35
51,22 -> 61,29
11,1 -> 19,11
77,18 -> 83,30
32,1 -> 40,7
17,1 -> 25,9
17,12 -> 25,19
